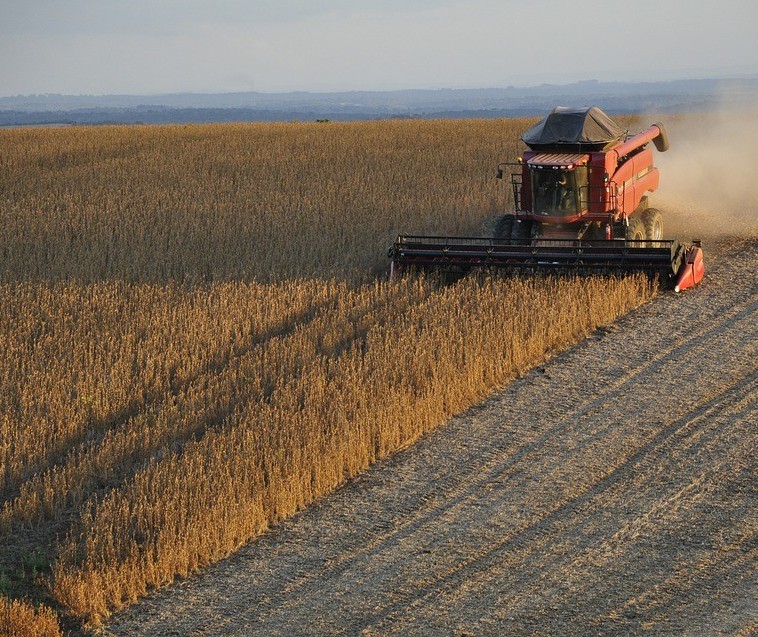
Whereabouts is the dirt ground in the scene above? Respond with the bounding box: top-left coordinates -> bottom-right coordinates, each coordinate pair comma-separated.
105,235 -> 757,637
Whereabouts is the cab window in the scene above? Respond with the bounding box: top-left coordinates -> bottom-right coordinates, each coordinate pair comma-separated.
531,167 -> 588,214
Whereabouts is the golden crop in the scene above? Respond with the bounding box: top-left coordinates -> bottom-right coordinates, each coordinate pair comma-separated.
0,119 -> 654,630
0,596 -> 61,637
0,120 -> 527,283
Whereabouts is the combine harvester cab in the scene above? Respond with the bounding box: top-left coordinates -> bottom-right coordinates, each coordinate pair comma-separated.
390,107 -> 704,291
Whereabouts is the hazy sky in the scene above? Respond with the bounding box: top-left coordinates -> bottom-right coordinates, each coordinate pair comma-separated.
2,0 -> 757,96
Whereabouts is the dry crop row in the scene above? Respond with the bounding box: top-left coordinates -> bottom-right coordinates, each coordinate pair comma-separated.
0,118 -> 651,632
0,279 -> 350,501
0,596 -> 61,637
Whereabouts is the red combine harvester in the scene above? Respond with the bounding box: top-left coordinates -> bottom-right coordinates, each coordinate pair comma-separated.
389,107 -> 704,291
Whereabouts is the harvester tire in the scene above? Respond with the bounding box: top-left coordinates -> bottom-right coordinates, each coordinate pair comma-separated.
642,208 -> 663,241
512,219 -> 533,241
626,217 -> 646,241
493,214 -> 515,240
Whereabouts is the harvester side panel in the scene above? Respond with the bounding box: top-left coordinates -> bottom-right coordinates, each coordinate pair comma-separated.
609,146 -> 658,217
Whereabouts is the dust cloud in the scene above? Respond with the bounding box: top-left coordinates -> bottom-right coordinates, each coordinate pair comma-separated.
652,106 -> 758,240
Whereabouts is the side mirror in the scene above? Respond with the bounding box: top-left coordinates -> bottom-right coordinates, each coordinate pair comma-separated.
496,168 -> 504,180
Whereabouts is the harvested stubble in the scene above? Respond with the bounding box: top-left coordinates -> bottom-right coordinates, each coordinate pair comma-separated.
0,119 -> 655,630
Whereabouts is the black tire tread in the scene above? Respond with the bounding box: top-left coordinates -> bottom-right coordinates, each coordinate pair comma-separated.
642,208 -> 663,241
512,220 -> 533,240
626,217 -> 646,241
493,215 -> 515,240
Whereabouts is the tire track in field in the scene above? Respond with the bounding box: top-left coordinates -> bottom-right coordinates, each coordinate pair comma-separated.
466,405 -> 758,636
648,547 -> 757,631
359,393 -> 756,635
352,373 -> 757,636
584,455 -> 757,636
607,530 -> 757,631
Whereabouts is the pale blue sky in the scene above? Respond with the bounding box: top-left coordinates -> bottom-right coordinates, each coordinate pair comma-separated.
1,0 -> 756,96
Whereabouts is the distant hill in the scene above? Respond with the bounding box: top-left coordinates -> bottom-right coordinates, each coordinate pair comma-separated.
1,77 -> 756,127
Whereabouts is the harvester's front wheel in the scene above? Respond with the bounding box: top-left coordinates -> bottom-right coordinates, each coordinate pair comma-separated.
626,217 -> 646,241
493,214 -> 515,240
512,219 -> 534,241
642,208 -> 663,241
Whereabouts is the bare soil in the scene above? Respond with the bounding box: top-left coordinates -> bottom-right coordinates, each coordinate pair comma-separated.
105,235 -> 757,637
